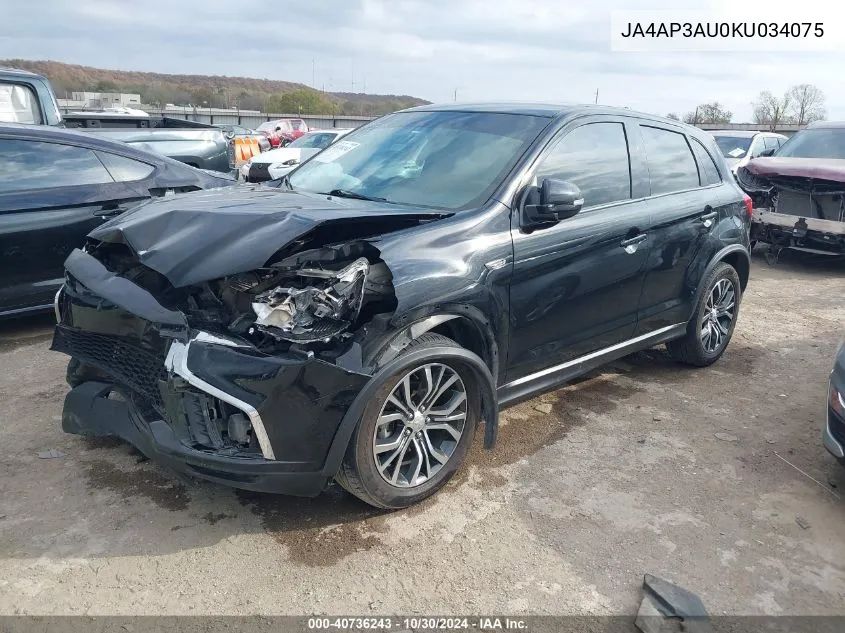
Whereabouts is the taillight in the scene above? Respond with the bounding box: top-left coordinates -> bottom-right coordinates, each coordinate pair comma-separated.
742,193 -> 753,219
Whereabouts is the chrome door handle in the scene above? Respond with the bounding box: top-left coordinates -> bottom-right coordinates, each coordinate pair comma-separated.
620,233 -> 647,254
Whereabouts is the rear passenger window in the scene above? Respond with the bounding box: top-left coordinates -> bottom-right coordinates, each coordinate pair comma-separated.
534,122 -> 631,208
640,126 -> 699,195
763,137 -> 779,151
690,138 -> 721,186
0,139 -> 114,193
96,152 -> 155,181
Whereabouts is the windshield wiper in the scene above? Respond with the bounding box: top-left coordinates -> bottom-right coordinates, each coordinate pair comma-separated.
324,189 -> 391,203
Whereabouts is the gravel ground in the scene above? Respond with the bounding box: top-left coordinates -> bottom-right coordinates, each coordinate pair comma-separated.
1,249 -> 844,616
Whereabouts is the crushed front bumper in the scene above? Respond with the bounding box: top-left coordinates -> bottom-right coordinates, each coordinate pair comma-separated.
62,380 -> 332,495
52,250 -> 372,496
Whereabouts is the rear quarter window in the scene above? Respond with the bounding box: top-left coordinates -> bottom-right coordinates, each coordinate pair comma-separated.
0,138 -> 114,192
96,152 -> 155,182
690,138 -> 722,186
640,125 -> 700,195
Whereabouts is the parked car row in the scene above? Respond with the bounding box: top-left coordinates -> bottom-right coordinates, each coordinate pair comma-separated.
255,118 -> 310,148
240,128 -> 353,182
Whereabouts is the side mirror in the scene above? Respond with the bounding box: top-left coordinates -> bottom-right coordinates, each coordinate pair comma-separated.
523,179 -> 584,225
758,148 -> 776,157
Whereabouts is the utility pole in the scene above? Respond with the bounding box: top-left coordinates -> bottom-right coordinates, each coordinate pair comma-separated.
351,61 -> 355,93
454,88 -> 458,102
312,58 -> 316,88
594,88 -> 599,104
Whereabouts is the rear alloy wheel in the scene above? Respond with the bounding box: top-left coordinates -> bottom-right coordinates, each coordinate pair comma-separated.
700,278 -> 736,353
335,333 -> 479,509
668,262 -> 741,367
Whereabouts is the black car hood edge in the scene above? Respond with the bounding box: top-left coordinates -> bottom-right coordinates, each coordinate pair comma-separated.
88,187 -> 450,287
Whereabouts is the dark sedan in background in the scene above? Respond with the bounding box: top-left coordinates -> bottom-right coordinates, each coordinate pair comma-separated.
0,123 -> 235,317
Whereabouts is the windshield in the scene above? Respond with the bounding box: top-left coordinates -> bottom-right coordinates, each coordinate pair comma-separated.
713,135 -> 753,159
288,110 -> 549,210
776,128 -> 845,159
289,132 -> 338,149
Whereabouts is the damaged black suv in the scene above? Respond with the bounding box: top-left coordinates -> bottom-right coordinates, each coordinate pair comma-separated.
53,104 -> 751,508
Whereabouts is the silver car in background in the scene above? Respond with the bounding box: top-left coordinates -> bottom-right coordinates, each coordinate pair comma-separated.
710,130 -> 788,177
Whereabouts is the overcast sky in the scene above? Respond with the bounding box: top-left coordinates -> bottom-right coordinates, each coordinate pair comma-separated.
2,0 -> 841,121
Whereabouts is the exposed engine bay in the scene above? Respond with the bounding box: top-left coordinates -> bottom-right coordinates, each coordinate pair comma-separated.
737,162 -> 845,259
85,239 -> 397,349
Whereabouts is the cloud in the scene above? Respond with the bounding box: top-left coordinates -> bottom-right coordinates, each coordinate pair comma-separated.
2,0 -> 841,120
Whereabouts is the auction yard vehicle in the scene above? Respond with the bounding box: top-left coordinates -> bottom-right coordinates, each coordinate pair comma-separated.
0,123 -> 234,317
52,104 -> 751,508
710,130 -> 787,177
256,118 -> 309,148
240,128 -> 353,182
737,121 -> 845,259
0,67 -> 254,173
826,341 -> 845,468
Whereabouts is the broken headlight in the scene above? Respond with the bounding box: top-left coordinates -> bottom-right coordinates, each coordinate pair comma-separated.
251,257 -> 369,343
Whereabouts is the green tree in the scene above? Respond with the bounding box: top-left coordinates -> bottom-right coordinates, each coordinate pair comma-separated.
265,89 -> 332,114
93,79 -> 118,92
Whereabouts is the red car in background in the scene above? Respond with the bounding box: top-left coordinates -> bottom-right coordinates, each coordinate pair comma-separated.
256,118 -> 309,147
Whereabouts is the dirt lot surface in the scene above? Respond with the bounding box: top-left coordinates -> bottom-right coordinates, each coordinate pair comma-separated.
1,249 -> 844,616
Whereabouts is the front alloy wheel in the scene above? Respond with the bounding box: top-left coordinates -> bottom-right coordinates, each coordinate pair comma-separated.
335,333 -> 479,509
373,363 -> 467,488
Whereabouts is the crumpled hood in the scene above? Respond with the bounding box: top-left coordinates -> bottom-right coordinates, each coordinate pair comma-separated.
744,157 -> 845,182
87,187 -> 448,287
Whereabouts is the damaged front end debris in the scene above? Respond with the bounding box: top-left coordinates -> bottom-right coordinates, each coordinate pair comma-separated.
251,257 -> 371,343
737,159 -> 845,260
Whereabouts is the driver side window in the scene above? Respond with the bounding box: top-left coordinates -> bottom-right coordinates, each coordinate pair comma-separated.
534,122 -> 632,209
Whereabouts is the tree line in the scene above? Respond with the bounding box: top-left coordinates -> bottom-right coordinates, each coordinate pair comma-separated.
665,83 -> 826,130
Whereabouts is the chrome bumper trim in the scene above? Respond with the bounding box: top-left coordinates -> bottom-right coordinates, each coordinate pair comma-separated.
53,286 -> 63,323
164,334 -> 276,460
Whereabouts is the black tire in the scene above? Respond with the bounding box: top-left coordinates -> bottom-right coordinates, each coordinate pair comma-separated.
667,262 -> 742,367
335,333 -> 480,509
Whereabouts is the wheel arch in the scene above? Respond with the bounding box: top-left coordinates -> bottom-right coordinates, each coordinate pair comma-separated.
721,248 -> 750,291
322,339 -> 499,479
692,245 -> 750,312
367,307 -> 500,381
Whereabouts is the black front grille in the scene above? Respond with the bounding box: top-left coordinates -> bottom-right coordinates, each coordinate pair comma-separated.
52,325 -> 167,412
830,408 -> 845,447
246,163 -> 272,183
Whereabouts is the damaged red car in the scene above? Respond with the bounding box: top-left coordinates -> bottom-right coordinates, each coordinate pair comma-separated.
52,104 -> 751,508
737,121 -> 845,259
